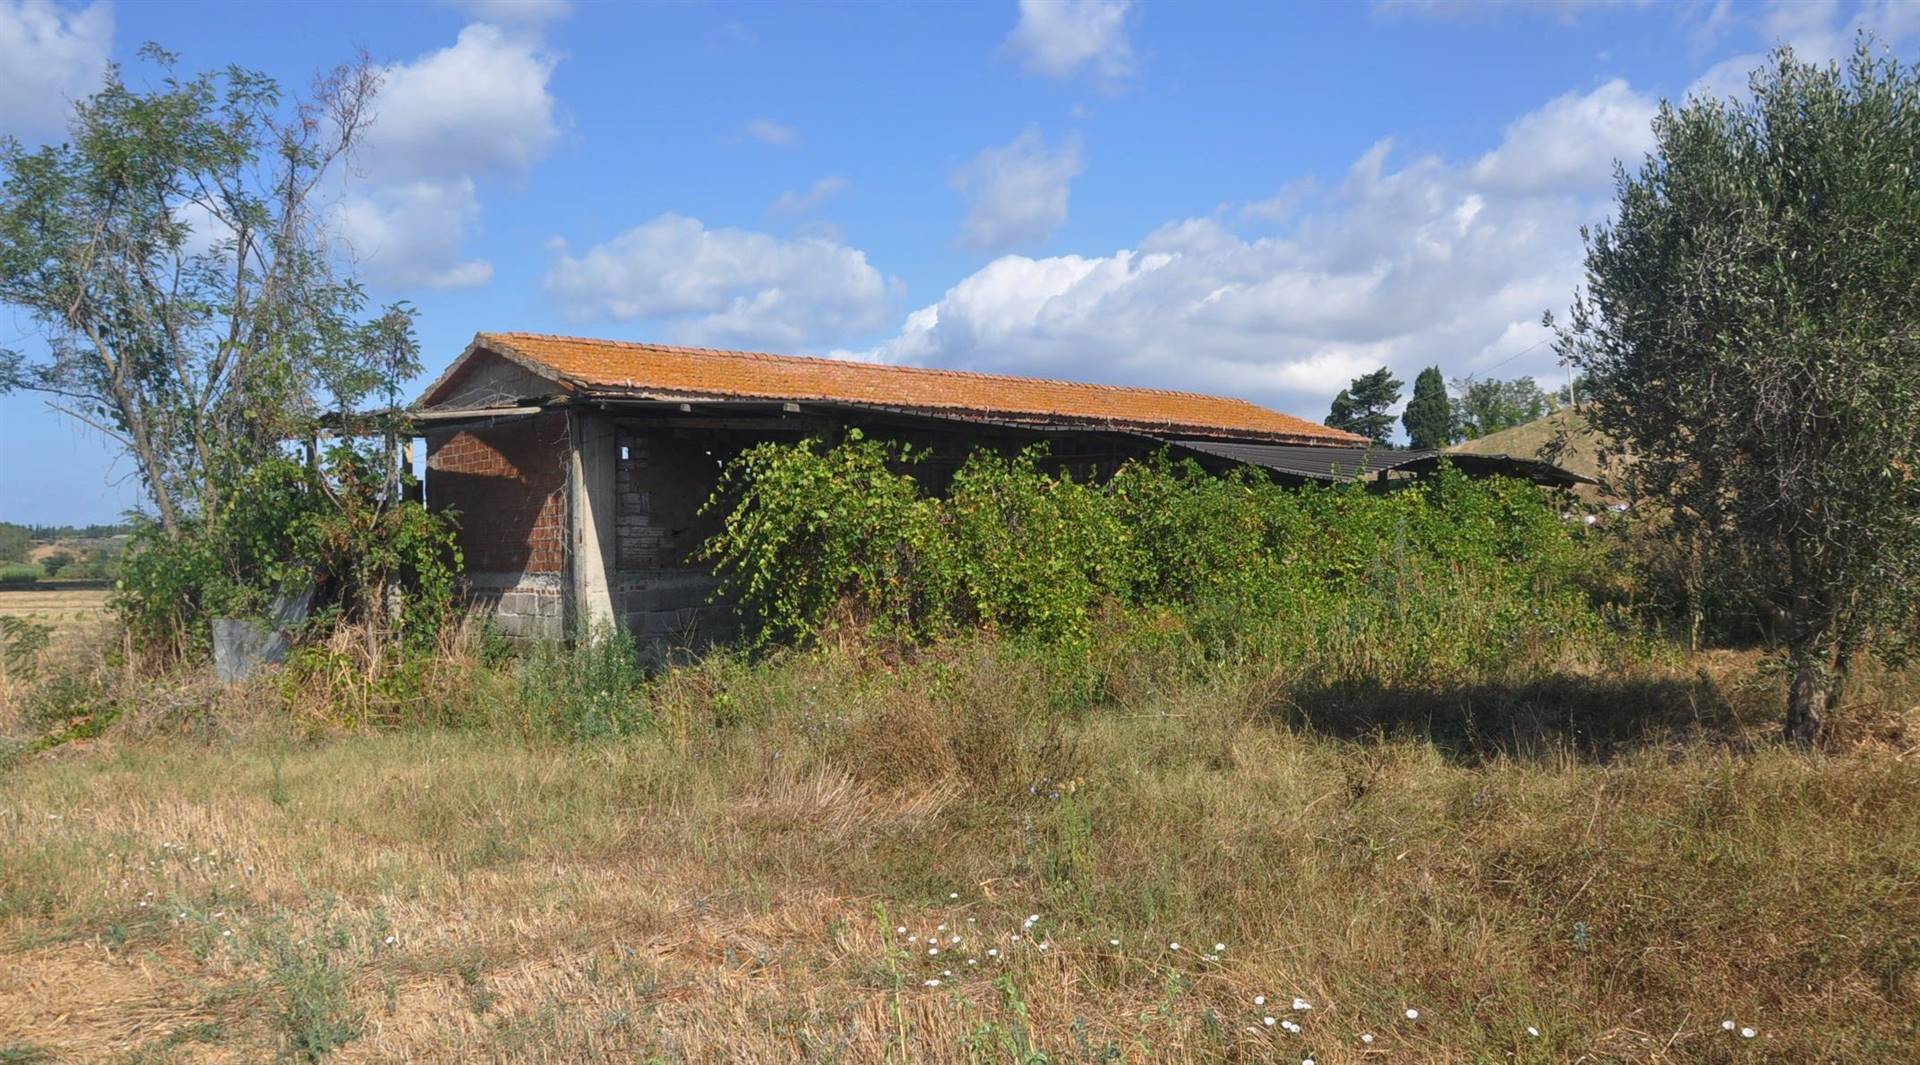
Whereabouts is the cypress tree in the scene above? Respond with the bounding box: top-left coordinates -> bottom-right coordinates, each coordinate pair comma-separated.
1402,366 -> 1453,450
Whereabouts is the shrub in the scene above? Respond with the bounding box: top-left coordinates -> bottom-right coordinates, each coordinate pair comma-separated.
510,629 -> 654,742
700,430 -> 950,645
115,446 -> 460,663
702,436 -> 1625,682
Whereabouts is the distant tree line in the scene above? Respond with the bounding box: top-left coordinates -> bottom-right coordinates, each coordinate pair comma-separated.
0,521 -> 131,565
1323,366 -> 1562,447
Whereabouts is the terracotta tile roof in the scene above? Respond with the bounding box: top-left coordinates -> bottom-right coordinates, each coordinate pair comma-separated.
438,331 -> 1364,445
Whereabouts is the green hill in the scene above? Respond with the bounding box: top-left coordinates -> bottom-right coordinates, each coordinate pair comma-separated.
1449,408 -> 1616,494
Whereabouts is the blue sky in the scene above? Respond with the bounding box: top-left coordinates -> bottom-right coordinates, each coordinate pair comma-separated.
3,0 -> 1916,524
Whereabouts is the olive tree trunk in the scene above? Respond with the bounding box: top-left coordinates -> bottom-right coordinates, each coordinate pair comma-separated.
1784,648 -> 1833,747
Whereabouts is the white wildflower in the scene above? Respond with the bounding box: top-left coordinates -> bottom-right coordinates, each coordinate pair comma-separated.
1214,942 -> 1227,952
1527,1026 -> 1540,1037
1721,1020 -> 1735,1031
949,892 -> 959,900
1741,1028 -> 1756,1039
1109,938 -> 1121,947
1405,1008 -> 1420,1020
1169,941 -> 1180,951
1293,997 -> 1312,1011
1263,1016 -> 1276,1027
1360,1033 -> 1375,1045
1254,995 -> 1266,1006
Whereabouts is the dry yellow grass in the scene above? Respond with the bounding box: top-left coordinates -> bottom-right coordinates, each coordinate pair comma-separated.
0,587 -> 111,639
3,638 -> 1919,1062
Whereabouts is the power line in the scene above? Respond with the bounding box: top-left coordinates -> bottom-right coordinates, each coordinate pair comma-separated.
1469,333 -> 1555,379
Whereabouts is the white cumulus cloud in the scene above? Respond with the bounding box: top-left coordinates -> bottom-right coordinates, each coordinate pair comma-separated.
1687,0 -> 1920,101
1470,78 -> 1657,192
0,0 -> 112,140
1002,0 -> 1134,83
333,22 -> 560,290
542,214 -> 900,350
858,78 -> 1652,419
330,179 -> 494,290
953,128 -> 1084,252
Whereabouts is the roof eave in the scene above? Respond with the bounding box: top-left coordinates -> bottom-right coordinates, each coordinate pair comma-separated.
562,384 -> 1363,447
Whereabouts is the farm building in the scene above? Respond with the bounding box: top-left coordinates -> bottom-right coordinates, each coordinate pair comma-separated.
414,332 -> 1587,643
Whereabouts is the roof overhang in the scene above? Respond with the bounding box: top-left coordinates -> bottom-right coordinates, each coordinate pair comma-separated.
1165,438 -> 1596,488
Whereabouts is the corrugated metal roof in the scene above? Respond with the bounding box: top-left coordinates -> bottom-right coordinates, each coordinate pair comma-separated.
418,332 -> 1367,446
1166,439 -> 1595,487
1167,439 -> 1429,479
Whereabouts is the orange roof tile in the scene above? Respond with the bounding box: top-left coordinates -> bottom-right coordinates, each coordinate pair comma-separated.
435,332 -> 1363,445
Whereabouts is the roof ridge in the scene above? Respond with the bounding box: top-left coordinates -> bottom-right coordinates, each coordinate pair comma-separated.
483,331 -> 1277,409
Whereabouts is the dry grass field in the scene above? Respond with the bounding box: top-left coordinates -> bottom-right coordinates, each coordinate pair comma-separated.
3,630 -> 1919,1063
0,587 -> 112,640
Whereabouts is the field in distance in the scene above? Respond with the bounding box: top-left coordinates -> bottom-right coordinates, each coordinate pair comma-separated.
0,587 -> 112,639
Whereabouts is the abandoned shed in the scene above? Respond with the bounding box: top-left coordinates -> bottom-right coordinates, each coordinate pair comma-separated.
413,332 -> 1588,642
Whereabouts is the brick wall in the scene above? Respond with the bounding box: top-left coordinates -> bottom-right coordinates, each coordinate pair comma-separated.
426,412 -> 571,639
426,412 -> 569,573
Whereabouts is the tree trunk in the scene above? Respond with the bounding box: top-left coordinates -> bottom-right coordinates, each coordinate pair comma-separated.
1784,648 -> 1833,747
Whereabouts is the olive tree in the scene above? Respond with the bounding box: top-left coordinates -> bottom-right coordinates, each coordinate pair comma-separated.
0,46 -> 417,536
1557,41 -> 1920,744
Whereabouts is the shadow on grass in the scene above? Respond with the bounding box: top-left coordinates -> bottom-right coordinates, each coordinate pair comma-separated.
1264,670 -> 1763,766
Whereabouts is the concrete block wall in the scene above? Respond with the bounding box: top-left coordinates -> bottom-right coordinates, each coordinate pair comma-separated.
612,427 -> 739,650
465,571 -> 566,640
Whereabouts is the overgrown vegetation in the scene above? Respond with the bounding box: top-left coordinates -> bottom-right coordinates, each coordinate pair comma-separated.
703,435 -> 1631,679
115,447 -> 459,663
1,625 -> 1916,1060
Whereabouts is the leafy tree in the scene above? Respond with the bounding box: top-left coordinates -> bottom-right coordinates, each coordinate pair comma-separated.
39,551 -> 74,578
1402,366 -> 1454,449
1324,367 -> 1403,444
0,523 -> 27,563
0,45 -> 417,536
1555,41 -> 1920,744
1325,389 -> 1357,436
1450,376 -> 1549,439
